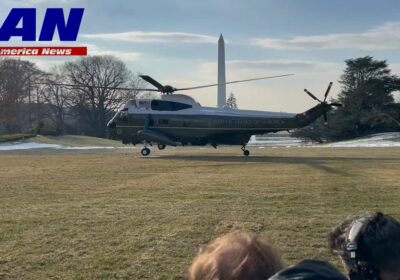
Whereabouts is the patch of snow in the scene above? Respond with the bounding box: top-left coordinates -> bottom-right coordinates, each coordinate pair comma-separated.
248,135 -> 310,148
0,142 -> 132,151
0,142 -> 64,150
64,146 -> 117,150
249,132 -> 400,148
320,132 -> 400,148
1,132 -> 399,150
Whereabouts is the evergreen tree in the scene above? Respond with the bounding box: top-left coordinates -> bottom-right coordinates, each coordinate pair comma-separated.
292,56 -> 400,141
336,56 -> 399,136
226,92 -> 238,109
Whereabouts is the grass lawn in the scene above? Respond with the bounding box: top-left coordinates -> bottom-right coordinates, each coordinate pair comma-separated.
0,147 -> 399,279
0,134 -> 36,143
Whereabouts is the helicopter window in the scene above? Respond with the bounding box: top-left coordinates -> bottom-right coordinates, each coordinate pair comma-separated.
117,112 -> 128,122
138,100 -> 151,110
151,100 -> 192,111
158,119 -> 169,125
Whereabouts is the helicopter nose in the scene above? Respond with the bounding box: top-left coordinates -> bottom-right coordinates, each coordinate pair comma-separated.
107,112 -> 119,128
107,120 -> 116,128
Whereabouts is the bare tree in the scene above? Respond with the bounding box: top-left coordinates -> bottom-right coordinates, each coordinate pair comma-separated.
63,55 -> 136,137
121,73 -> 149,102
0,58 -> 42,133
38,66 -> 71,134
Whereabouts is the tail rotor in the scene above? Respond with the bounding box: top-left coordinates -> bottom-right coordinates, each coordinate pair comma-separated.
323,82 -> 333,102
303,82 -> 342,125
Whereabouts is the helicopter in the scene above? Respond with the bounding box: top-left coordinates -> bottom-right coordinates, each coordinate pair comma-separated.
42,74 -> 341,156
107,75 -> 341,156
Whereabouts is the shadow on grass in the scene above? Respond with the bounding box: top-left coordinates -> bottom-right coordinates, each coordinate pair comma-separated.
158,155 -> 399,163
156,155 -> 399,176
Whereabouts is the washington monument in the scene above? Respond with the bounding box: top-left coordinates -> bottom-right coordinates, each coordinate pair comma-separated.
218,34 -> 226,108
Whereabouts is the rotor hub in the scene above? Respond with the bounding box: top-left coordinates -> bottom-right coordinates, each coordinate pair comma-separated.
162,85 -> 176,94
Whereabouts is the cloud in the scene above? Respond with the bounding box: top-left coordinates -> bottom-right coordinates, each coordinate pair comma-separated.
23,43 -> 141,72
27,57 -> 68,71
85,43 -> 141,62
82,31 -> 218,44
251,22 -> 400,51
225,59 -> 339,71
198,59 -> 341,78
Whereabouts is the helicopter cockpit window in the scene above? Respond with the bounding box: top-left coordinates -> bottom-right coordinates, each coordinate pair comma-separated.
117,111 -> 128,122
138,100 -> 151,110
151,100 -> 192,111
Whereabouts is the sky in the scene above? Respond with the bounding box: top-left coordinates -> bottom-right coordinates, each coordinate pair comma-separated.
1,0 -> 400,112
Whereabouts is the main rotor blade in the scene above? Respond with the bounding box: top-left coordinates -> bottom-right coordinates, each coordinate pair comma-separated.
175,74 -> 294,91
139,75 -> 165,90
324,82 -> 333,102
304,89 -> 322,103
35,82 -> 160,92
330,102 -> 342,107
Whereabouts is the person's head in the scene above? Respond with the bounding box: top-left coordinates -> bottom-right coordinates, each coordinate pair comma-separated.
268,259 -> 347,280
328,212 -> 400,280
188,232 -> 283,280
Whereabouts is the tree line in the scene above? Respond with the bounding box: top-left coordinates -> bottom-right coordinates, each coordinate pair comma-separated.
0,55 -> 399,140
0,56 -> 146,137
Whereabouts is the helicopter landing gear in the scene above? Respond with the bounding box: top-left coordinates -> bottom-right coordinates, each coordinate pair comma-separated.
157,144 -> 166,150
241,145 -> 250,156
141,147 -> 151,156
141,140 -> 151,156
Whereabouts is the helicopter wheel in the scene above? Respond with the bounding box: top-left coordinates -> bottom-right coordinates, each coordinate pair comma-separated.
141,147 -> 151,156
241,145 -> 250,156
157,144 -> 166,150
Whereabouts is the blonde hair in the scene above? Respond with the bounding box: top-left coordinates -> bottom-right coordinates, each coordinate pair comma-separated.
188,232 -> 283,280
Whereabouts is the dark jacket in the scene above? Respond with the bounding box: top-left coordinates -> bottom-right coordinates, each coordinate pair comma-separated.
269,260 -> 347,280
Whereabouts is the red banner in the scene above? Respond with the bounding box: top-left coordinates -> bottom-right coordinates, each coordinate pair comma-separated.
0,47 -> 87,56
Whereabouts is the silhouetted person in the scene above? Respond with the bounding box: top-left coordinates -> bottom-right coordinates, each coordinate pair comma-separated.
329,212 -> 400,280
188,232 -> 283,280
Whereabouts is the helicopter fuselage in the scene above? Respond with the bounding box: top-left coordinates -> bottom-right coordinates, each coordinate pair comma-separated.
108,94 -> 331,148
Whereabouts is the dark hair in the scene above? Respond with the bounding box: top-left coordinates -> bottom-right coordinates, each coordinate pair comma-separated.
328,212 -> 400,274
